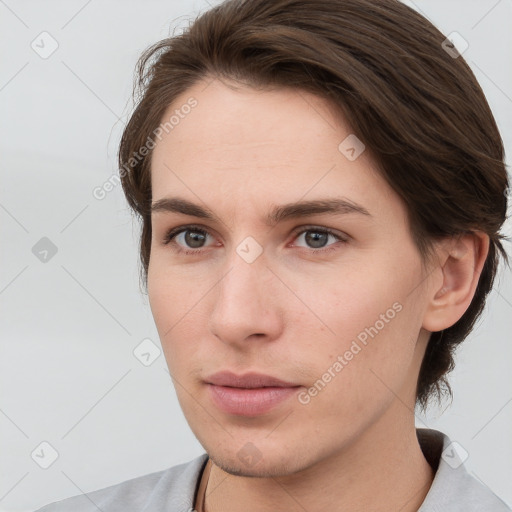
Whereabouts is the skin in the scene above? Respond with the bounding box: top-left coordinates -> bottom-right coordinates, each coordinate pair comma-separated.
148,77 -> 489,512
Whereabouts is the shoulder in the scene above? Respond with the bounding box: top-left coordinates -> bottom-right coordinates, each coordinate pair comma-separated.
33,453 -> 209,512
417,428 -> 511,511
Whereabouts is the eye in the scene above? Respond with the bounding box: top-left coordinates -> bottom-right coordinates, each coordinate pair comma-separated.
161,224 -> 348,255
162,225 -> 214,255
290,226 -> 348,253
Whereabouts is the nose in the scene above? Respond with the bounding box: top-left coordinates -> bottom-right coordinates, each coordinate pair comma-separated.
208,250 -> 284,348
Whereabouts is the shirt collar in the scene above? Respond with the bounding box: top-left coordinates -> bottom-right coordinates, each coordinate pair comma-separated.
417,427 -> 509,511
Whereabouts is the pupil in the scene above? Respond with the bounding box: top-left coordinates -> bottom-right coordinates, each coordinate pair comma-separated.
186,231 -> 205,248
306,231 -> 327,248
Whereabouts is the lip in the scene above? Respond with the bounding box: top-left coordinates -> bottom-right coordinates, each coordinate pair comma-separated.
205,371 -> 301,416
205,370 -> 298,388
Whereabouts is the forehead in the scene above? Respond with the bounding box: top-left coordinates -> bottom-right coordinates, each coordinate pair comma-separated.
150,78 -> 400,223
153,78 -> 351,163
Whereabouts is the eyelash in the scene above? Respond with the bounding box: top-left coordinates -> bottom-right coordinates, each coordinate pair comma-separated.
161,224 -> 348,256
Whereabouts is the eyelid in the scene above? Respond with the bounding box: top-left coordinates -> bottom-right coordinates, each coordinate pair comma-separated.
289,224 -> 349,242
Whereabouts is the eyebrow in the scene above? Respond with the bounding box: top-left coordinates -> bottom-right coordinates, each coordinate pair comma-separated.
151,196 -> 371,226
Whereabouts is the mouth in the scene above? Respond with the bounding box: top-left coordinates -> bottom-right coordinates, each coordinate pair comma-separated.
205,371 -> 301,416
205,370 -> 298,388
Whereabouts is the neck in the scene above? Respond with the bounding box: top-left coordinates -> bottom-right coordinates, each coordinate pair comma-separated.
204,403 -> 435,512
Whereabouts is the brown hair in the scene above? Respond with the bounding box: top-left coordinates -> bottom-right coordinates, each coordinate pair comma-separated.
118,0 -> 509,410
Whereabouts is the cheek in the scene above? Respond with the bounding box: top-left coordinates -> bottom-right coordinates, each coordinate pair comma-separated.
298,263 -> 423,402
298,308 -> 419,435
147,254 -> 206,329
147,265 -> 200,366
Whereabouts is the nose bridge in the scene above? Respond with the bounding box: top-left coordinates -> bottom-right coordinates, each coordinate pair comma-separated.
220,220 -> 270,292
218,243 -> 270,311
208,241 -> 282,342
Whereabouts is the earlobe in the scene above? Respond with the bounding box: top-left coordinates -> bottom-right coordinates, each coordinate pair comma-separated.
422,232 -> 490,332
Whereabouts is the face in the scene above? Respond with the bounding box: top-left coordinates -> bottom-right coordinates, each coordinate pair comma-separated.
148,78 -> 435,478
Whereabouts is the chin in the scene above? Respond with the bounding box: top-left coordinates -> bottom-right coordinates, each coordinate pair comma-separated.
207,447 -> 309,479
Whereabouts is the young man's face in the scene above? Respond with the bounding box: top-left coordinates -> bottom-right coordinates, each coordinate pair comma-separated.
148,78 -> 436,477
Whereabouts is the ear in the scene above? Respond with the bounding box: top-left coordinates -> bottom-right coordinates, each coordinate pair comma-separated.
422,232 -> 490,332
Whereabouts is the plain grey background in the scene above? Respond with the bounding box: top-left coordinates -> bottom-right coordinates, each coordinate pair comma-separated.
1,1 -> 511,511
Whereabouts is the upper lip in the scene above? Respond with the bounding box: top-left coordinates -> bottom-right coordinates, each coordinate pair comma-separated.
206,371 -> 299,388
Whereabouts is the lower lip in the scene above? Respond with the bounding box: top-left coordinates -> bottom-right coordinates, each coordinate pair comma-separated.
207,384 -> 300,416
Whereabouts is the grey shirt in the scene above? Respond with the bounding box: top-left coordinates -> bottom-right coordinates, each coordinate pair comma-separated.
34,428 -> 511,511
